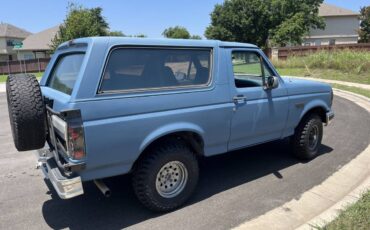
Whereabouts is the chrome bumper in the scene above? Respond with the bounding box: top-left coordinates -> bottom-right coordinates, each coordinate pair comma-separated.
37,149 -> 84,199
325,110 -> 335,126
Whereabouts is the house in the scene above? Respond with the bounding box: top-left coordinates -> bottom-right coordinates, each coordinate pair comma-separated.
0,23 -> 31,61
15,26 -> 59,60
303,3 -> 360,46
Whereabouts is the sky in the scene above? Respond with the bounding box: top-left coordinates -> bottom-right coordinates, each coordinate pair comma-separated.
1,0 -> 368,38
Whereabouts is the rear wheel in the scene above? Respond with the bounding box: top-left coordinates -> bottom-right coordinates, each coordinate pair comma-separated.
291,114 -> 323,160
6,74 -> 46,151
132,139 -> 199,212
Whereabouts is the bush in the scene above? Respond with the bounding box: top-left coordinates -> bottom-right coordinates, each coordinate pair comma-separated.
273,50 -> 370,74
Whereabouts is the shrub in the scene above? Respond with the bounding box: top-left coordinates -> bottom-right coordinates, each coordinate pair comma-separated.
272,49 -> 370,74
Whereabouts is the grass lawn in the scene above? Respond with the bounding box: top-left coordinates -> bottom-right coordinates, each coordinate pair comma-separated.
233,63 -> 261,75
318,190 -> 370,229
276,68 -> 370,85
0,72 -> 44,83
330,83 -> 370,98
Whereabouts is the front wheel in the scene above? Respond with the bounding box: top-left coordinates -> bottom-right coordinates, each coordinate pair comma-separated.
291,114 -> 323,160
132,139 -> 199,212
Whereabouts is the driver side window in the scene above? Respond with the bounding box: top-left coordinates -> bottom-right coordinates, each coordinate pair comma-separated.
232,51 -> 272,88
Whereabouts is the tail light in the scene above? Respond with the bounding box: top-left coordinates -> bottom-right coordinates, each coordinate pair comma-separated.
67,124 -> 86,160
51,109 -> 86,160
64,109 -> 86,160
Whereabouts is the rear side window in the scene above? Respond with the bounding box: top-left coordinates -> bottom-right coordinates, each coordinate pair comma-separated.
47,53 -> 85,95
99,48 -> 211,93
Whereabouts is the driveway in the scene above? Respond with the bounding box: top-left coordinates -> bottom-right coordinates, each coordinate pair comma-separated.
0,94 -> 369,230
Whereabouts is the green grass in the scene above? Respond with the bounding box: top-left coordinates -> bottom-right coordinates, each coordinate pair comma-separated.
330,83 -> 370,98
233,63 -> 261,75
317,190 -> 370,230
273,50 -> 370,74
0,72 -> 44,82
273,49 -> 370,85
276,68 -> 370,85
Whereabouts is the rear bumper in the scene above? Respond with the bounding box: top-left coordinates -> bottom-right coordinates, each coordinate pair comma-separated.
325,110 -> 335,126
37,149 -> 84,199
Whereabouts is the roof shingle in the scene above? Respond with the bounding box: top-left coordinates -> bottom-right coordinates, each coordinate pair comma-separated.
319,3 -> 359,17
16,26 -> 59,51
0,22 -> 31,38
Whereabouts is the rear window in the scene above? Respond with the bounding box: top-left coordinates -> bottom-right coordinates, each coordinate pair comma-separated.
99,48 -> 211,93
47,53 -> 85,95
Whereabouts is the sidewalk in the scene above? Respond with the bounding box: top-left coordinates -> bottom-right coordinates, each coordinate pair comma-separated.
289,76 -> 370,91
0,83 -> 4,93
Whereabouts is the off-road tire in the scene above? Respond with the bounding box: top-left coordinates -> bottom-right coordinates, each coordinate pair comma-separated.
132,139 -> 199,212
291,114 -> 323,160
6,74 -> 46,151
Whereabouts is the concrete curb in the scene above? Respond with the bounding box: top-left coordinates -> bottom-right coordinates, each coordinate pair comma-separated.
233,89 -> 370,230
0,83 -> 5,93
286,76 -> 370,91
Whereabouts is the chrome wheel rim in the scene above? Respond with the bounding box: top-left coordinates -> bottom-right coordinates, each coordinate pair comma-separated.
155,161 -> 188,198
308,125 -> 319,150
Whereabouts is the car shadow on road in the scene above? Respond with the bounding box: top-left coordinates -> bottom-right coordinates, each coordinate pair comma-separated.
41,140 -> 333,230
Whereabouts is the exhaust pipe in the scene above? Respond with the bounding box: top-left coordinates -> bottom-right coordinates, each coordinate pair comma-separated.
94,180 -> 111,197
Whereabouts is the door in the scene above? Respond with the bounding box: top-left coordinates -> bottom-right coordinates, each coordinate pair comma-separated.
228,49 -> 289,150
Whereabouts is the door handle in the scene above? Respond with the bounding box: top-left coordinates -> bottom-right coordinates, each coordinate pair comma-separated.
233,95 -> 247,104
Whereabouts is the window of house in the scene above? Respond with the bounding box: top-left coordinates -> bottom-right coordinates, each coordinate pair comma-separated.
232,51 -> 272,88
99,48 -> 211,92
24,54 -> 34,60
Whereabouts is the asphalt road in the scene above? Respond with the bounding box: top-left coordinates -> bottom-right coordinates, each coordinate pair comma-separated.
0,94 -> 369,230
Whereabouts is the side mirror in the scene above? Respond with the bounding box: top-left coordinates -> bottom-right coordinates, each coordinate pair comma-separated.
265,76 -> 279,90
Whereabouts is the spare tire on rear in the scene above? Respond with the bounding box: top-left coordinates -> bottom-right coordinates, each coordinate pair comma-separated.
6,74 -> 46,151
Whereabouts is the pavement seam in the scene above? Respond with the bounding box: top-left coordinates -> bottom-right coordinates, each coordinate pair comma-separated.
233,90 -> 370,230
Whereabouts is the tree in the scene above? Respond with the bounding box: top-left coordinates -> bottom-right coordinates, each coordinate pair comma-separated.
205,0 -> 325,48
51,3 -> 109,51
108,30 -> 125,36
359,6 -> 370,43
133,34 -> 147,38
190,35 -> 202,40
268,0 -> 325,46
162,26 -> 191,39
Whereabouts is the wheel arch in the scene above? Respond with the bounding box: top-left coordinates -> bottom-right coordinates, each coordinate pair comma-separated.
299,101 -> 328,124
131,123 -> 205,171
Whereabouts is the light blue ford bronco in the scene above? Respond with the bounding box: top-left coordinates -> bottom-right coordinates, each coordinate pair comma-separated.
6,37 -> 334,212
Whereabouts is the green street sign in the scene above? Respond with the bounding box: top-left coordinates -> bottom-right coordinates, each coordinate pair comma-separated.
12,41 -> 23,48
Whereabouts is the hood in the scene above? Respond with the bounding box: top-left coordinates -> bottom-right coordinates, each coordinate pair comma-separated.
281,76 -> 332,95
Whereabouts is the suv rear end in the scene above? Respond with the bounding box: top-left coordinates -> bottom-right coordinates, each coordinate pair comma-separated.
38,39 -> 95,198
6,39 -> 95,198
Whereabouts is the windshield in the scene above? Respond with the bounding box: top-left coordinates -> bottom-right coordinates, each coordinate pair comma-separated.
47,53 -> 85,95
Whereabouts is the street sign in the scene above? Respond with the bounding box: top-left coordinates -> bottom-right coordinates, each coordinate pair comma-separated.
12,41 -> 23,49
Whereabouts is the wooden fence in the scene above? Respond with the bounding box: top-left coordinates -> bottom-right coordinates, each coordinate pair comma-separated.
272,43 -> 370,60
0,58 -> 51,75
